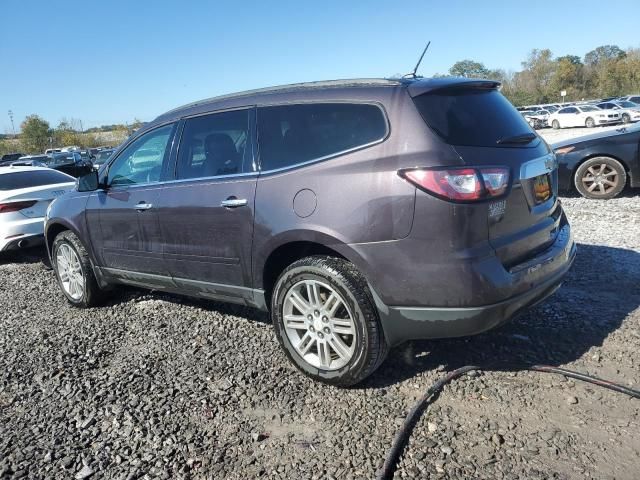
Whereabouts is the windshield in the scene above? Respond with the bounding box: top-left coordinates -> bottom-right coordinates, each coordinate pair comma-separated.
50,153 -> 78,165
413,88 -> 535,147
617,101 -> 638,108
95,150 -> 113,162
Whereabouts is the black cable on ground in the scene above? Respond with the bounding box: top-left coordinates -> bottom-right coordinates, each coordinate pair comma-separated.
376,364 -> 640,480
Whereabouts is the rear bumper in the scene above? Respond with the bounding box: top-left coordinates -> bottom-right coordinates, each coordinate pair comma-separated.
373,222 -> 576,346
0,234 -> 45,251
0,217 -> 46,251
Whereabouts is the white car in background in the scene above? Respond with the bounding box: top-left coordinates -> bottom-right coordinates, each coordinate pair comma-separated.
596,101 -> 640,123
523,109 -> 552,129
0,167 -> 76,251
618,95 -> 640,104
548,105 -> 621,129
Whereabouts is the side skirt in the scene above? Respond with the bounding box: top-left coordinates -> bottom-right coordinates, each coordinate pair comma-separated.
99,267 -> 267,310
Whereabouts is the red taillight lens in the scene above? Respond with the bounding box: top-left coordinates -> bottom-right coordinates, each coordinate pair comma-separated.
0,200 -> 38,213
399,167 -> 510,202
480,168 -> 510,197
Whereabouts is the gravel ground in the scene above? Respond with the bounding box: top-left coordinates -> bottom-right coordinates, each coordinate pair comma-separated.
1,194 -> 639,480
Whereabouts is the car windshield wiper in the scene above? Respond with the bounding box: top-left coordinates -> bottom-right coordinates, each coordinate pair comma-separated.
496,133 -> 537,145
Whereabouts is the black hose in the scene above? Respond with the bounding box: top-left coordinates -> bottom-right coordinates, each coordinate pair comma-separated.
376,364 -> 640,480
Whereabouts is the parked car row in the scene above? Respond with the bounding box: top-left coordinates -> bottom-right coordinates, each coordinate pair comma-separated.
0,148 -> 116,176
518,96 -> 640,130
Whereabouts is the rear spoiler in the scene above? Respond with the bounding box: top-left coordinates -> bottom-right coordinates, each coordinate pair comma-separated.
407,77 -> 501,97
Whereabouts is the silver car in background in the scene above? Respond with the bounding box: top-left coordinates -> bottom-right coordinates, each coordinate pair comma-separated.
0,167 -> 76,251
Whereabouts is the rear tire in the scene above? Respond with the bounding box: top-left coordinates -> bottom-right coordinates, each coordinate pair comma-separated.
574,157 -> 626,199
271,256 -> 388,387
52,231 -> 110,307
552,120 -> 560,129
585,117 -> 595,128
622,113 -> 630,124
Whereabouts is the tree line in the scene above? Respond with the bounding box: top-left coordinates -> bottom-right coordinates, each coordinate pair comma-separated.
445,45 -> 640,106
0,117 -> 143,156
4,44 -> 639,155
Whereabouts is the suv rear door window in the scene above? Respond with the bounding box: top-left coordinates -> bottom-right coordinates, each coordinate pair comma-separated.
412,88 -> 535,147
257,103 -> 387,171
176,109 -> 251,180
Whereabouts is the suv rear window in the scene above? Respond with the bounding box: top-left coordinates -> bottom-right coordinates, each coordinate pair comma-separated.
413,89 -> 535,147
257,103 -> 387,171
0,170 -> 74,190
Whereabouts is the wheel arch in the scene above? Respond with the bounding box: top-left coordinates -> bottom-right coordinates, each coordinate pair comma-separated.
46,220 -> 100,266
258,233 -> 369,308
45,220 -> 75,258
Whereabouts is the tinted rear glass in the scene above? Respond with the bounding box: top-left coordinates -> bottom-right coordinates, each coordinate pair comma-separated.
413,89 -> 535,147
0,170 -> 73,190
258,103 -> 387,171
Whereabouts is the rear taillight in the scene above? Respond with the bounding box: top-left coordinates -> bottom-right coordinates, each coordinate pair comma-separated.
0,200 -> 37,213
399,167 -> 510,202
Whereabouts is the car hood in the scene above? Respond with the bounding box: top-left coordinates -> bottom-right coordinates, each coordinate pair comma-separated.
551,126 -> 632,149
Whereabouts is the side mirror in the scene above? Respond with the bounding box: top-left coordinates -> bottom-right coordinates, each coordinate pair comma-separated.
77,169 -> 100,192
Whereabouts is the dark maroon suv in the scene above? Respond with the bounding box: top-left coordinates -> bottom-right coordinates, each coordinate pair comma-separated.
45,77 -> 576,386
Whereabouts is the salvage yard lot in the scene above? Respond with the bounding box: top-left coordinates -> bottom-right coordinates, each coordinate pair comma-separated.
0,194 -> 639,479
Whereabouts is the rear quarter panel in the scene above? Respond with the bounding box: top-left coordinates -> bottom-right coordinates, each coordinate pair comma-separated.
251,87 -> 463,289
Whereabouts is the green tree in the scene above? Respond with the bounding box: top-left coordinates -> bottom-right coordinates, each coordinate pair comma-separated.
556,55 -> 582,66
449,59 -> 490,78
20,115 -> 51,153
519,49 -> 556,103
584,45 -> 626,66
54,118 -> 82,147
549,57 -> 584,101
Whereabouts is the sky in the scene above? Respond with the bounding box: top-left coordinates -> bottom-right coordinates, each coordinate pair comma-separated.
1,0 -> 639,131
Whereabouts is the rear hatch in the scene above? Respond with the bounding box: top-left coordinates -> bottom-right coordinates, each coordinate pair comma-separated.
411,82 -> 561,268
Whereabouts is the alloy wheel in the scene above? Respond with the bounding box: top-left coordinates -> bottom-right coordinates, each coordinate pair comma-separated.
282,279 -> 356,370
56,243 -> 84,300
581,163 -> 619,196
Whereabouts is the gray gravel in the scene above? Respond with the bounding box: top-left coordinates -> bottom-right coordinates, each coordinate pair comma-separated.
1,194 -> 639,479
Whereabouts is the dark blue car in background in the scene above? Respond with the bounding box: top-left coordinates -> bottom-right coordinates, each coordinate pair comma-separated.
553,122 -> 640,199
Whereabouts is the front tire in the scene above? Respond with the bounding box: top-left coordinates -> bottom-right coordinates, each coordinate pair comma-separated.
585,117 -> 595,128
622,113 -> 630,124
271,256 -> 388,387
52,231 -> 109,307
574,157 -> 626,199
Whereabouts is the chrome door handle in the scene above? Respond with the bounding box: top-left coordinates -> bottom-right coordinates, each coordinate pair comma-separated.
221,198 -> 248,208
134,202 -> 153,211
